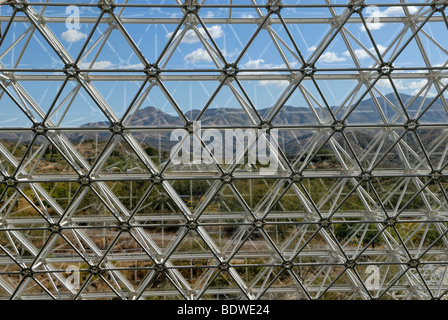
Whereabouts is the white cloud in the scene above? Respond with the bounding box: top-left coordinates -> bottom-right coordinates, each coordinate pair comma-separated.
258,80 -> 290,88
184,48 -> 213,63
383,6 -> 418,16
377,78 -> 430,96
376,78 -> 437,98
61,29 -> 87,43
240,13 -> 255,18
241,59 -> 298,70
119,63 -> 144,69
166,25 -> 223,44
240,59 -> 295,88
319,51 -> 347,63
222,49 -> 239,59
242,58 -> 265,69
79,60 -> 114,69
205,11 -> 215,18
306,46 -> 347,63
361,6 -> 418,31
343,44 -> 387,60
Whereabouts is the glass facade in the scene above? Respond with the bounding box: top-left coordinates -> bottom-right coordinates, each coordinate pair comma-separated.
1,0 -> 448,300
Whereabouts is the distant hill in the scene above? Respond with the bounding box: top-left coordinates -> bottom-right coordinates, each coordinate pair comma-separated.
1,92 -> 446,159
112,92 -> 448,127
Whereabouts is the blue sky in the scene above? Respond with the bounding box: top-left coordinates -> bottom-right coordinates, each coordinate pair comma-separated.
0,0 -> 447,126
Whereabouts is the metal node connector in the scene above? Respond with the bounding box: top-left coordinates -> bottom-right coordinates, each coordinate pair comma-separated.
99,0 -> 115,12
21,268 -> 33,277
79,176 -> 91,186
33,123 -> 47,134
432,171 -> 442,181
385,217 -> 396,227
219,261 -> 230,271
319,219 -> 331,228
405,120 -> 419,131
187,220 -> 198,230
361,172 -> 372,181
119,222 -> 130,232
224,64 -> 238,77
145,65 -> 160,77
282,260 -> 293,270
379,63 -> 393,75
64,65 -> 79,77
89,265 -> 100,274
254,220 -> 264,229
345,259 -> 356,269
408,259 -> 420,268
5,177 -> 17,187
290,173 -> 302,183
302,64 -> 316,76
110,123 -> 124,134
222,174 -> 233,183
152,174 -> 163,184
155,263 -> 165,272
50,224 -> 62,233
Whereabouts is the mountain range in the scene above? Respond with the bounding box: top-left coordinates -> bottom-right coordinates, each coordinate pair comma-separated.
83,92 -> 447,128
79,92 -> 447,154
1,93 -> 446,158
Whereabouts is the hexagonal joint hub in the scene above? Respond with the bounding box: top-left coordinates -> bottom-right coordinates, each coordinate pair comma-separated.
432,2 -> 448,12
319,219 -> 331,228
302,64 -> 316,77
5,177 -> 17,187
11,1 -> 28,12
222,174 -> 233,183
259,121 -> 272,132
405,120 -> 419,131
187,220 -> 198,230
333,121 -> 345,132
379,63 -> 393,75
145,65 -> 160,78
267,1 -> 282,13
432,171 -> 442,181
348,1 -> 365,13
361,172 -> 372,181
33,123 -> 47,135
22,268 -> 33,277
385,217 -> 396,227
155,263 -> 165,272
50,224 -> 62,233
224,64 -> 238,78
185,121 -> 195,134
152,174 -> 163,184
119,222 -> 130,232
65,64 -> 80,77
184,0 -> 199,13
110,123 -> 124,135
345,259 -> 356,269
89,265 -> 100,274
254,219 -> 264,229
291,173 -> 302,183
99,1 -> 115,13
219,261 -> 230,271
408,259 -> 420,268
79,176 -> 92,186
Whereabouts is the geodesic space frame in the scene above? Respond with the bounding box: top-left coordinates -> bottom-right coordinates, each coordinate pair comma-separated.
1,0 -> 448,300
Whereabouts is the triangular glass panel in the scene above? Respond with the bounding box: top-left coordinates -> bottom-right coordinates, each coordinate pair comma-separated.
194,83 -> 259,126
0,85 -> 35,128
124,83 -> 186,128
0,18 -> 63,70
200,269 -> 247,300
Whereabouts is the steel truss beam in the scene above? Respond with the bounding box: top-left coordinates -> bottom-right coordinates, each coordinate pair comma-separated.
1,0 -> 448,300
